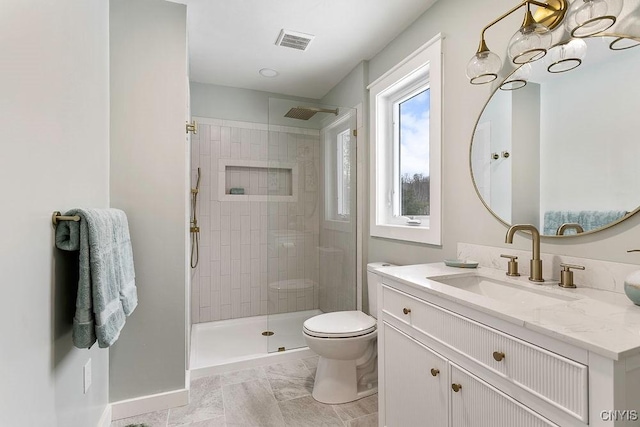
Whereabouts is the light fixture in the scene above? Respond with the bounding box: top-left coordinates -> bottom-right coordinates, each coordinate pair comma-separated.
466,0 -> 568,85
608,12 -> 640,50
466,39 -> 502,84
508,6 -> 553,64
546,38 -> 588,72
565,0 -> 623,37
500,63 -> 532,90
259,68 -> 279,78
610,36 -> 640,50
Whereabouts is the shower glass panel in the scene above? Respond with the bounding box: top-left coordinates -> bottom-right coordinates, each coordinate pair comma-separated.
266,98 -> 357,353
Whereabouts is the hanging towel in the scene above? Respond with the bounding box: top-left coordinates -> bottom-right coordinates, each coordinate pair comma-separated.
55,208 -> 137,348
543,210 -> 628,235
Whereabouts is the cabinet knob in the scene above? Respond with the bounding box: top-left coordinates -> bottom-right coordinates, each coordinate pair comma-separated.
451,383 -> 462,392
402,307 -> 411,315
430,368 -> 440,377
493,351 -> 505,362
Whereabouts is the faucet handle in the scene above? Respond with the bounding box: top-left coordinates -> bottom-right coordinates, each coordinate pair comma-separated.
559,263 -> 585,288
560,263 -> 585,271
500,254 -> 520,277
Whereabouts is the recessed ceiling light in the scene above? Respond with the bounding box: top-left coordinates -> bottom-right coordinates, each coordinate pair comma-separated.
259,68 -> 279,78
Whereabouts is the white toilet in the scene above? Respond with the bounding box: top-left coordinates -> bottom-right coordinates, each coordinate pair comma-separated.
302,262 -> 394,404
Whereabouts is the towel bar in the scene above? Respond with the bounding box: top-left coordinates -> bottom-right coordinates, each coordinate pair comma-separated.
52,211 -> 81,226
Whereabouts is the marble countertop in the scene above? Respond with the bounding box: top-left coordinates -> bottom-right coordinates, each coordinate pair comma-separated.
376,262 -> 640,360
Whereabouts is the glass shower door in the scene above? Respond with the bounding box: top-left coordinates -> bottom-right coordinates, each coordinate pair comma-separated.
265,98 -> 357,353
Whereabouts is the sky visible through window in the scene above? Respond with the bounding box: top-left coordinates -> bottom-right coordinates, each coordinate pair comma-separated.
400,89 -> 430,177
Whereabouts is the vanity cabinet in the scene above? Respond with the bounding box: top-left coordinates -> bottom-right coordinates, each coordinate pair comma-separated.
382,323 -> 448,426
378,276 -> 640,427
383,322 -> 556,427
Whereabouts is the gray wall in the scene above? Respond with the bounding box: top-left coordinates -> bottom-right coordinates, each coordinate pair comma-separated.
0,1 -> 110,425
109,0 -> 188,401
365,0 -> 640,266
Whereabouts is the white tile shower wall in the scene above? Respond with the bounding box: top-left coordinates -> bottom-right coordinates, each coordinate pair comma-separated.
458,242 -> 640,294
191,118 -> 321,322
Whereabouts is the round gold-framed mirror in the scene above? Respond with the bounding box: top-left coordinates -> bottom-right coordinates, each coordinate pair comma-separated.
470,35 -> 640,237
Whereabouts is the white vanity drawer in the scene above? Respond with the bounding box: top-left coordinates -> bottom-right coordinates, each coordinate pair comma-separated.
381,285 -> 589,423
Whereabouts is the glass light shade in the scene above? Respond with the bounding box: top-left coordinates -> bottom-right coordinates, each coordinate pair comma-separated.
466,50 -> 502,84
565,0 -> 623,37
610,37 -> 640,50
546,38 -> 588,73
500,63 -> 532,91
508,22 -> 553,64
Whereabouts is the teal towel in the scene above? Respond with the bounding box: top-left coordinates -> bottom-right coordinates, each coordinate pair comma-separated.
543,210 -> 627,235
55,208 -> 137,348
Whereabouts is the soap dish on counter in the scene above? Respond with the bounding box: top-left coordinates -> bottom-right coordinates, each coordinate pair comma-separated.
444,259 -> 479,268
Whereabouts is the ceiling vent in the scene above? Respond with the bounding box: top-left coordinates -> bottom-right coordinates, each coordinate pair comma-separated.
275,29 -> 314,51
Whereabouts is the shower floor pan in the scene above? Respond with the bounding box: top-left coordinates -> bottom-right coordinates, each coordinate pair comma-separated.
190,309 -> 320,378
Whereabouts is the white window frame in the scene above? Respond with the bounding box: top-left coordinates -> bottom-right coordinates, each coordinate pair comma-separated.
323,112 -> 354,231
368,34 -> 442,245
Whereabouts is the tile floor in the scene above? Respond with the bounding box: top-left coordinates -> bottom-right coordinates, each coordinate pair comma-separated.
111,356 -> 378,427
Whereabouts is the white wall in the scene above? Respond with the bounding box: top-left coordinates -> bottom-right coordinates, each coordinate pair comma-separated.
365,0 -> 640,265
109,0 -> 188,401
0,1 -> 110,425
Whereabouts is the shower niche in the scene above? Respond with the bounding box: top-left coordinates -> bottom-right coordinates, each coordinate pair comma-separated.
218,159 -> 298,202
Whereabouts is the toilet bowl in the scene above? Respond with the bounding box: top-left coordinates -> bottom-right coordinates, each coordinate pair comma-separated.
302,262 -> 394,404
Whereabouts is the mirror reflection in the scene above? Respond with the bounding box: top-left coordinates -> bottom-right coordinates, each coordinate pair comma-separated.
471,36 -> 640,236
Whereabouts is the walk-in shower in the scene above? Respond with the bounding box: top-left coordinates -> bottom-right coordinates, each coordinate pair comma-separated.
189,98 -> 357,375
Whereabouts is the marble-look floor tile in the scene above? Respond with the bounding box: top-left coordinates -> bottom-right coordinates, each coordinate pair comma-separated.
111,409 -> 168,427
168,376 -> 224,426
301,356 -> 319,378
179,415 -> 227,427
347,413 -> 378,427
332,395 -> 378,422
264,360 -> 314,401
219,366 -> 266,386
278,395 -> 343,427
223,379 -> 285,426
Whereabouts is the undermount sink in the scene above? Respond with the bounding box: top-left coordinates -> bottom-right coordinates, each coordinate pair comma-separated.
430,274 -> 577,308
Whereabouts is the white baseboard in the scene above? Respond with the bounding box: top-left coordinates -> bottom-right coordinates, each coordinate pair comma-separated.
110,388 -> 189,421
97,404 -> 112,427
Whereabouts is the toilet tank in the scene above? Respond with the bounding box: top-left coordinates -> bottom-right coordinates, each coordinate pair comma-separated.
366,262 -> 395,319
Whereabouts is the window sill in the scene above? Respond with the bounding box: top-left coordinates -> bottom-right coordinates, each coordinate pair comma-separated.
370,222 -> 440,245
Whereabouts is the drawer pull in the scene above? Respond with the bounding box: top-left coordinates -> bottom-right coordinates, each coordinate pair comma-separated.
430,368 -> 440,377
493,351 -> 505,362
402,307 -> 411,315
451,383 -> 462,392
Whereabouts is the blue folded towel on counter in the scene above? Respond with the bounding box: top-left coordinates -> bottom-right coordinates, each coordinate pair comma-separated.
55,208 -> 137,348
543,210 -> 627,235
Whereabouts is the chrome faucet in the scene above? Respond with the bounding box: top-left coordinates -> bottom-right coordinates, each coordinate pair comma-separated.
505,224 -> 544,283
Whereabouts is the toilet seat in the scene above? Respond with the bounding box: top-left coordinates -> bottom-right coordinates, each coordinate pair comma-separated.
303,311 -> 376,338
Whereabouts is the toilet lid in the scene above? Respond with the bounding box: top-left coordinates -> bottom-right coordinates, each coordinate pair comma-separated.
303,311 -> 376,338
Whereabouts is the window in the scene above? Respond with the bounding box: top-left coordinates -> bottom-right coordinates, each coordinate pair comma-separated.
336,128 -> 351,218
369,34 -> 442,245
323,112 -> 356,228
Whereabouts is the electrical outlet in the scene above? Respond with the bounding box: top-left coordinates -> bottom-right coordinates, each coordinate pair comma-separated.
83,358 -> 92,394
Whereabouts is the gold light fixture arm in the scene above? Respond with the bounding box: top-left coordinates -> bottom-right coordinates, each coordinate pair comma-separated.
476,0 -> 567,54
